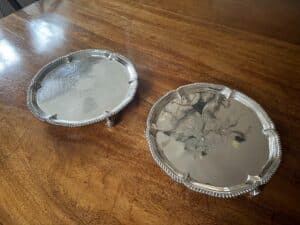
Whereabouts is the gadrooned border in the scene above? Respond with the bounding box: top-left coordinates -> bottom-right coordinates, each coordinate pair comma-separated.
27,49 -> 138,127
145,83 -> 281,198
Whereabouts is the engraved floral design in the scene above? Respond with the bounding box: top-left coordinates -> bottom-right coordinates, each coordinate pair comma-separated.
154,90 -> 250,159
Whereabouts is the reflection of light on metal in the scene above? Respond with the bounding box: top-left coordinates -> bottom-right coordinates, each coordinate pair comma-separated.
0,39 -> 20,72
29,17 -> 64,53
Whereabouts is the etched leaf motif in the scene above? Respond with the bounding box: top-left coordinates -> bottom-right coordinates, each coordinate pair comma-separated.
154,90 -> 250,158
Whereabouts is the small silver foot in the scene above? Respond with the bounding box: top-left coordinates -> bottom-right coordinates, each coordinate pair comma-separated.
106,116 -> 115,127
249,187 -> 260,197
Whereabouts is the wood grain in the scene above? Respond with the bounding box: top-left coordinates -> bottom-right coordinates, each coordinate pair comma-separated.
0,0 -> 300,224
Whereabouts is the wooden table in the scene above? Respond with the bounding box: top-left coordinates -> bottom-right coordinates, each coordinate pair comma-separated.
0,0 -> 299,224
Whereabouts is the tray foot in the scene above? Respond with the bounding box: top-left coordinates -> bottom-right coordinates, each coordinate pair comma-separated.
106,116 -> 115,127
249,187 -> 260,197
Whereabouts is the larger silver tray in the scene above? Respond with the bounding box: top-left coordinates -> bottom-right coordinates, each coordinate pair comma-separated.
27,49 -> 138,127
146,83 -> 281,198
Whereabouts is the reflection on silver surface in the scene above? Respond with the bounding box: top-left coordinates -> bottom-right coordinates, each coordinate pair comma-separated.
0,39 -> 20,72
146,83 -> 281,197
28,15 -> 65,53
27,49 -> 138,126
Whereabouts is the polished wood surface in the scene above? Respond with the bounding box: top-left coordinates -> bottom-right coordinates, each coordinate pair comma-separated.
0,0 -> 300,224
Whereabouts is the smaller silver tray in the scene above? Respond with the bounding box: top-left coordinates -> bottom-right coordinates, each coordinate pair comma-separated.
146,83 -> 281,198
27,49 -> 138,127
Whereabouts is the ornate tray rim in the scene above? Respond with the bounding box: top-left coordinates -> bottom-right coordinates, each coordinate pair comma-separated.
145,83 -> 281,198
27,49 -> 138,127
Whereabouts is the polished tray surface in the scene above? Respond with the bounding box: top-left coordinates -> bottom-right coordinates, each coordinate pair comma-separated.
146,83 -> 281,198
27,49 -> 138,127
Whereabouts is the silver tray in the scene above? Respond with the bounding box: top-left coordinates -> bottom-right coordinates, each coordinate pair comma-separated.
146,83 -> 281,198
27,49 -> 138,127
